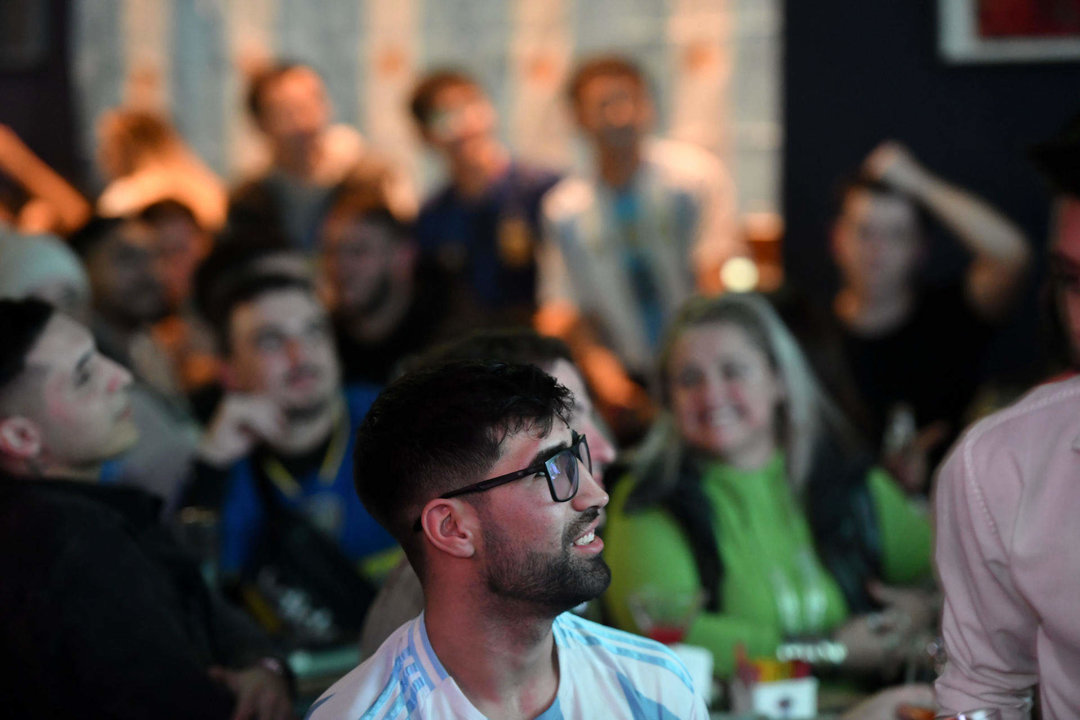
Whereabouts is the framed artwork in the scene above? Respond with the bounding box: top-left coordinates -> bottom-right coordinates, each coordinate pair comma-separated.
939,0 -> 1080,62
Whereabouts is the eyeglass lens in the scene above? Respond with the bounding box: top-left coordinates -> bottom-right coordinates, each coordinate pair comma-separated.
547,436 -> 591,501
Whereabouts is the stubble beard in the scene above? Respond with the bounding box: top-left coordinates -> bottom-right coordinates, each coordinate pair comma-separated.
482,508 -> 612,615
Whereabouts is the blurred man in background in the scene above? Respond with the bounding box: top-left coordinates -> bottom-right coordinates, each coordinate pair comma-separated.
319,178 -> 449,386
230,62 -> 367,251
230,62 -> 414,252
538,55 -> 740,443
829,142 -> 1030,492
186,272 -> 394,646
411,69 -> 561,329
70,215 -> 180,401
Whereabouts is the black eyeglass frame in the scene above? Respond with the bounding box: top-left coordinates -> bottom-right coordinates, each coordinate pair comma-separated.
412,430 -> 591,532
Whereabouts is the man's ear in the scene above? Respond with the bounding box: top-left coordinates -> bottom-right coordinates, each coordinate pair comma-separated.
0,417 -> 43,460
419,499 -> 478,559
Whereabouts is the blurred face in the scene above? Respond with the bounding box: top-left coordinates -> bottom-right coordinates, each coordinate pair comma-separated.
423,82 -> 497,163
833,189 -> 922,299
1049,196 -> 1080,359
478,421 -> 612,612
7,314 -> 136,471
546,358 -> 616,486
258,67 -> 330,159
149,213 -> 208,311
574,73 -> 650,152
668,321 -> 784,469
226,288 -> 340,416
85,221 -> 168,326
322,217 -> 403,315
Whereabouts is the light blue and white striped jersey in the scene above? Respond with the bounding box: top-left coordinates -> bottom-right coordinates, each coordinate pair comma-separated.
306,611 -> 708,719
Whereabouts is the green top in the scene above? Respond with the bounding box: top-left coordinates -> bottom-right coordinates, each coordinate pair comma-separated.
602,453 -> 932,676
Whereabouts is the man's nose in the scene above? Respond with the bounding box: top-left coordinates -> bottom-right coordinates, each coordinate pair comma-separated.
285,336 -> 309,364
573,466 -> 609,511
105,358 -> 133,392
584,421 -> 617,487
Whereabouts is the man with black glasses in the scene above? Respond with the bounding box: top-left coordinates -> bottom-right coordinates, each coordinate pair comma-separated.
357,328 -> 618,655
309,361 -> 707,719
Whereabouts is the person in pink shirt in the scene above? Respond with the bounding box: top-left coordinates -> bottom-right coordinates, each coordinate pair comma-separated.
934,113 -> 1080,719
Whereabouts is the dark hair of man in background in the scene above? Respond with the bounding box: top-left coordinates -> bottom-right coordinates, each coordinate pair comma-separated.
407,69 -> 479,130
566,55 -> 647,108
0,297 -> 53,389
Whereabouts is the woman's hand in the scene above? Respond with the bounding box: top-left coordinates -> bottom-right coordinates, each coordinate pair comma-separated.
840,683 -> 934,720
867,581 -> 941,633
833,610 -> 912,676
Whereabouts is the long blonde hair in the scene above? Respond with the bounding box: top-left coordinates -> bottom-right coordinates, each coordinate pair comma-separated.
631,292 -> 859,505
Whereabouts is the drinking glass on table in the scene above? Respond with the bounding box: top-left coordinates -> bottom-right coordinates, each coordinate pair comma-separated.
951,711 -> 1003,720
626,586 -> 705,644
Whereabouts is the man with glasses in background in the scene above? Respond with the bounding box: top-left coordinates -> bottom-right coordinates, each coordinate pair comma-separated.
308,361 -> 706,719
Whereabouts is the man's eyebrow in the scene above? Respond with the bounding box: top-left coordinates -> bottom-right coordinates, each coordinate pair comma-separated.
526,438 -> 572,469
73,350 -> 94,374
251,325 -> 284,339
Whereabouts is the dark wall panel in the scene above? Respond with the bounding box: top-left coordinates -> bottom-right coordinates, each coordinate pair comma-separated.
0,0 -> 80,184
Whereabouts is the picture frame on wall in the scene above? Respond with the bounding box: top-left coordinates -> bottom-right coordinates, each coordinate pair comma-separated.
939,0 -> 1080,63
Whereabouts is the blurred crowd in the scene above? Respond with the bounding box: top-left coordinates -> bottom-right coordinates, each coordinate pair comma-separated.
2,52 -> 1073,718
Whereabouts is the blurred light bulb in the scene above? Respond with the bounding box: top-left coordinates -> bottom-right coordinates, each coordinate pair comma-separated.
720,256 -> 759,292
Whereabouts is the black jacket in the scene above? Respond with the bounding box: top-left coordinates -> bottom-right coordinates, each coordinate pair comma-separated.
0,475 -> 279,719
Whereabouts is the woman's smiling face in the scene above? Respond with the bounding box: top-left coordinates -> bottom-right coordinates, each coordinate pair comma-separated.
667,321 -> 784,469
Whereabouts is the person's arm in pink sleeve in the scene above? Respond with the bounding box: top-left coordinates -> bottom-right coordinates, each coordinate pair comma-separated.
934,437 -> 1036,719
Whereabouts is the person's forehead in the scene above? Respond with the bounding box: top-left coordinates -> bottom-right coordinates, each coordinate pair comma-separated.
268,68 -> 324,101
432,82 -> 485,112
109,221 -> 156,252
330,217 -> 394,249
231,288 -> 324,337
25,314 -> 93,371
579,73 -> 643,104
843,189 -> 917,225
491,421 -> 571,475
675,321 -> 763,361
87,222 -> 152,262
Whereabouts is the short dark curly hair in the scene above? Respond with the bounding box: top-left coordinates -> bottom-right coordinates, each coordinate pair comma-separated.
246,61 -> 315,122
353,360 -> 572,573
566,55 -> 647,108
0,298 -> 54,396
408,69 -> 479,130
